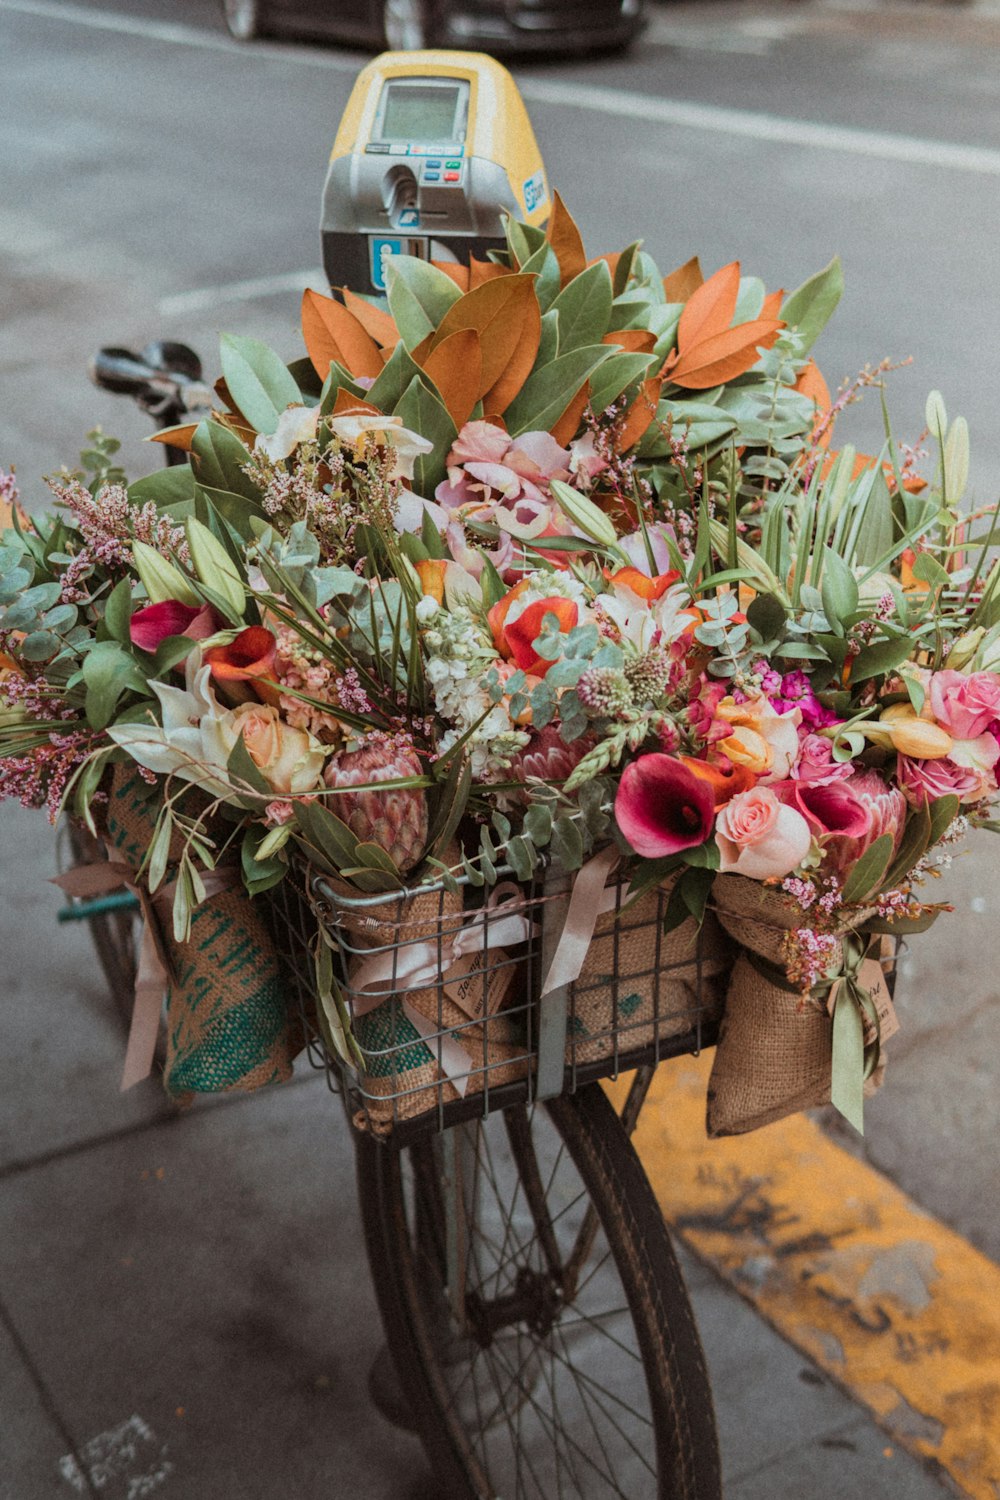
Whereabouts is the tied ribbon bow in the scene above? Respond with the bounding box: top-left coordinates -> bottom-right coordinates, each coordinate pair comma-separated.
816,932 -> 884,1135
346,883 -> 536,1099
52,854 -> 238,1092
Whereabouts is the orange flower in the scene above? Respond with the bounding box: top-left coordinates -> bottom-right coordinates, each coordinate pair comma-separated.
606,566 -> 681,601
489,586 -> 579,676
204,626 -> 280,704
679,755 -> 758,807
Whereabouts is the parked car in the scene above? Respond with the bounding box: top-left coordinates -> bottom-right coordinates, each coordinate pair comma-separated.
220,0 -> 644,56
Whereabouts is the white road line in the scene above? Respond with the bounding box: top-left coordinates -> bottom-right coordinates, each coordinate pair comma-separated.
158,268 -> 326,318
5,0 -> 1000,179
517,78 -> 1000,176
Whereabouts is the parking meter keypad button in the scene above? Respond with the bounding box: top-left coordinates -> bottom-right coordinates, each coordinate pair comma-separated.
444,170 -> 460,182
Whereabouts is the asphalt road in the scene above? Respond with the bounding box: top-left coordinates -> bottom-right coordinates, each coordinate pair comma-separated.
1,0 -> 998,1254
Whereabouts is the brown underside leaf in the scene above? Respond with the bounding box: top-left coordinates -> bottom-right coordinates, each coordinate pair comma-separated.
301,289 -> 384,381
470,256 -> 512,289
794,358 -> 833,445
483,292 -> 542,415
676,261 -> 741,355
549,381 -> 590,445
591,251 -> 621,282
329,390 -> 382,418
616,375 -> 664,452
421,329 -> 483,430
342,288 -> 400,351
431,261 -> 469,291
429,274 -> 538,398
546,191 -> 587,288
667,317 -> 784,389
148,423 -> 198,451
662,256 -> 703,303
603,329 -> 656,354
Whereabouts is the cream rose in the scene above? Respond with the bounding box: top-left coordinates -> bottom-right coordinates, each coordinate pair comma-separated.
218,703 -> 326,795
715,786 -> 812,880
717,695 -> 801,780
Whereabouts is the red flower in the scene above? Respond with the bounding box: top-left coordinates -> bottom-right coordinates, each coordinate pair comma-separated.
129,600 -> 219,653
615,753 -> 716,858
488,585 -> 579,677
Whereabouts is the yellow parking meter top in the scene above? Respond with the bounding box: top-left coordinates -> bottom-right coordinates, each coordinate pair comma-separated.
330,51 -> 549,227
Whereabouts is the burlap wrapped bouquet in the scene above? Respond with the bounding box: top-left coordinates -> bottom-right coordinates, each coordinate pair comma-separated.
329,872 -> 531,1133
102,765 -> 297,1099
565,873 -> 732,1067
706,873 -> 888,1136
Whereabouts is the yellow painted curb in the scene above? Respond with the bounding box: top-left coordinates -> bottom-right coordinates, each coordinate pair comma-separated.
607,1055 -> 1000,1499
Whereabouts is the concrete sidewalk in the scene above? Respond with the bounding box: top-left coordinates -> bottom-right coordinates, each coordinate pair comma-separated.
0,805 -> 958,1499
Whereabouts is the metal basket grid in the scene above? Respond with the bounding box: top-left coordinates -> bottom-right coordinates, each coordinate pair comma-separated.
270,859 -> 726,1141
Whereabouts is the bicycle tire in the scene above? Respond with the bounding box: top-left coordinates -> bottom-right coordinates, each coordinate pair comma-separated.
355,1083 -> 722,1500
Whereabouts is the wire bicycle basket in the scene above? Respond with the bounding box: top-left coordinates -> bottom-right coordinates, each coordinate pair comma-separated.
270,855 -> 733,1141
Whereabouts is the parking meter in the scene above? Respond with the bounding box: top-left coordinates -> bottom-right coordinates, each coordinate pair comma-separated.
321,51 -> 549,296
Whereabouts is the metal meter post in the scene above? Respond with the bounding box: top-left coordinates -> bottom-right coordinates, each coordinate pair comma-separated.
320,50 -> 549,296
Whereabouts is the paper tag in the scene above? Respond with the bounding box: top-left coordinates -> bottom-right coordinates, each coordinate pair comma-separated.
444,948 -> 513,1022
857,958 -> 901,1047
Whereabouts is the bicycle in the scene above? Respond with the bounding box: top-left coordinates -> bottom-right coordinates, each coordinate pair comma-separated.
69,346 -> 725,1499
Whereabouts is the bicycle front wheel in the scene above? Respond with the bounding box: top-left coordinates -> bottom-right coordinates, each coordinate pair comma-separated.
356,1083 -> 722,1500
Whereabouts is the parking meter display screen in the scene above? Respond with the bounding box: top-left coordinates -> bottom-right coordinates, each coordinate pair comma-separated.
379,84 -> 462,144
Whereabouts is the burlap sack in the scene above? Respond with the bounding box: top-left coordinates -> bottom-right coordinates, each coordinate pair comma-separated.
332,878 -> 529,1133
567,879 -> 732,1066
103,764 -> 296,1099
706,874 -> 884,1136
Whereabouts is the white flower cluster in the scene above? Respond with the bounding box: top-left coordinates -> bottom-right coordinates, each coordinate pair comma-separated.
421,601 -> 529,777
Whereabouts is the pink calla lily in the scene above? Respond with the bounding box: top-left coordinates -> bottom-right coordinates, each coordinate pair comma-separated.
615,754 -> 716,858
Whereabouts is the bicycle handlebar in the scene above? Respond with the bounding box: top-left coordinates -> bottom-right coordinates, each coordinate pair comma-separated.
89,342 -> 214,421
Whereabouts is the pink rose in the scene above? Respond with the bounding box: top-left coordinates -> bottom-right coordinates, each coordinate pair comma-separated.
790,733 -> 853,785
928,670 -> 1000,740
897,737 -> 999,807
715,787 -> 812,880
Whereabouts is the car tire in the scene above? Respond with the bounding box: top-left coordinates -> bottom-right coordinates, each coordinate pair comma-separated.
382,0 -> 436,49
221,0 -> 270,40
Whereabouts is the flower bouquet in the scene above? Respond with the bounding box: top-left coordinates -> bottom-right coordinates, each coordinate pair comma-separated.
2,196 -> 997,1133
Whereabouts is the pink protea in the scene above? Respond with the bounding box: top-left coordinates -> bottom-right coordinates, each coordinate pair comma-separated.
324,737 -> 428,874
509,724 -> 593,785
822,768 -> 907,877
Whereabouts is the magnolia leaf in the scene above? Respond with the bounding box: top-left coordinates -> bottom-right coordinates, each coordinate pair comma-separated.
190,420 -> 261,503
103,577 -> 133,646
199,484 -> 265,543
342,287 -> 400,350
419,328 -> 482,430
393,376 -> 457,495
841,833 -> 895,905
662,255 -> 703,303
147,423 -> 198,453
504,344 -> 612,437
588,351 -> 658,418
484,292 -> 542,415
362,340 -> 424,413
780,257 -> 844,356
667,316 -> 783,390
429,274 -> 539,396
549,382 -> 591,447
386,257 -> 462,349
552,261 -> 614,354
884,799 -> 932,890
536,309 -> 560,367
301,289 -> 383,381
928,793 -> 961,849
676,261 -> 741,355
545,190 -> 587,288
128,464 -> 195,508
219,333 -> 301,436
733,275 -> 766,324
519,241 -> 561,312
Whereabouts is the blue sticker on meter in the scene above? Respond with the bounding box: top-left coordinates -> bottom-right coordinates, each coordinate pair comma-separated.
398,207 -> 421,229
523,171 -> 546,214
370,237 -> 403,292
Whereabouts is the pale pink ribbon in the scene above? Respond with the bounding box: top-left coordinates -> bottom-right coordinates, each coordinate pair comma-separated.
52,857 -> 237,1092
540,845 -> 622,998
347,883 -> 536,1097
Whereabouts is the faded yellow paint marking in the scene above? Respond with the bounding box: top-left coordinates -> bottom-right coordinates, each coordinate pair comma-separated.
607,1055 -> 1000,1500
